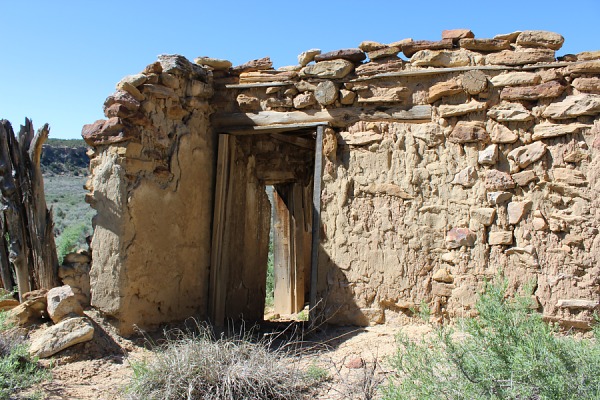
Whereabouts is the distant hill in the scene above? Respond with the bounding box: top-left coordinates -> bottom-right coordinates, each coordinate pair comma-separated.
41,139 -> 89,176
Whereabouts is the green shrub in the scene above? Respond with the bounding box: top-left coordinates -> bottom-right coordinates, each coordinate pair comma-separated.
56,222 -> 89,264
0,313 -> 47,399
265,240 -> 274,309
124,325 -> 316,399
384,279 -> 600,400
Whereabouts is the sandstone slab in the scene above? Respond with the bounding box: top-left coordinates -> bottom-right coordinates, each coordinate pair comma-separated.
508,142 -> 547,169
452,166 -> 478,187
432,268 -> 454,283
314,49 -> 366,64
402,39 -> 453,58
478,144 -> 498,165
507,201 -> 532,224
449,121 -> 488,143
442,29 -> 474,40
487,102 -> 533,122
297,49 -> 321,67
471,207 -> 496,226
542,94 -> 600,119
0,299 -> 19,311
487,191 -> 512,205
446,227 -> 476,249
516,30 -> 564,50
293,92 -> 316,109
576,51 -> 600,61
231,57 -> 273,73
117,74 -> 147,88
194,56 -> 232,70
428,79 -> 463,103
368,46 -> 400,60
6,299 -> 47,326
29,317 -> 94,358
438,100 -> 487,117
572,77 -> 600,93
485,170 -> 515,190
567,60 -> 600,74
339,89 -> 356,105
47,285 -> 84,324
532,123 -> 589,140
410,49 -> 472,68
490,72 -> 541,87
338,131 -> 382,146
315,81 -> 338,106
355,57 -> 404,76
512,170 -> 537,186
359,41 -> 386,52
494,31 -> 521,42
500,81 -> 565,101
459,38 -> 510,52
489,231 -> 513,245
299,59 -> 354,79
487,120 -> 519,143
486,48 -> 555,66
552,168 -> 587,186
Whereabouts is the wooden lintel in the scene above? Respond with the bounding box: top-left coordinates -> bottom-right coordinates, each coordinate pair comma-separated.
351,61 -> 578,82
224,81 -> 295,89
212,105 -> 432,129
220,122 -> 327,135
271,133 -> 315,150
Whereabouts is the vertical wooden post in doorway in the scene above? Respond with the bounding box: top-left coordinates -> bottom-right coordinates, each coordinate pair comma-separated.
309,125 -> 324,318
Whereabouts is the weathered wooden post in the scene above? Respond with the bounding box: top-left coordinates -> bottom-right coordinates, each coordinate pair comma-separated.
0,119 -> 59,299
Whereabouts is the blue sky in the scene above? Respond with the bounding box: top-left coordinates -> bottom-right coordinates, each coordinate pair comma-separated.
0,0 -> 598,139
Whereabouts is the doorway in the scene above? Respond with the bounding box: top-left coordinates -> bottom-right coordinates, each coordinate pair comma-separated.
209,125 -> 325,326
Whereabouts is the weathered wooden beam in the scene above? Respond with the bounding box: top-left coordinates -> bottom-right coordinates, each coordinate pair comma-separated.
309,125 -> 324,319
270,133 -> 315,150
212,105 -> 432,129
224,81 -> 295,89
0,214 -> 13,291
351,61 -> 580,82
221,122 -> 326,135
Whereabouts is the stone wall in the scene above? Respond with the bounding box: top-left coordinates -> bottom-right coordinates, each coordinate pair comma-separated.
84,29 -> 600,333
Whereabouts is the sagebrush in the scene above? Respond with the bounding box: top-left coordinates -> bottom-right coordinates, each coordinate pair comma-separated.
384,279 -> 600,400
125,325 -> 318,400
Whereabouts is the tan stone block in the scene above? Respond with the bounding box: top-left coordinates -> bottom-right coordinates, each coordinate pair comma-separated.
439,100 -> 487,117
487,102 -> 533,122
29,317 -> 94,358
471,207 -> 496,226
442,29 -> 474,40
516,30 -> 564,50
489,231 -> 513,245
297,49 -> 321,67
507,201 -> 532,224
411,49 -> 472,68
572,77 -> 600,93
485,170 -> 515,190
402,39 -> 453,58
490,72 -> 541,87
459,38 -> 510,52
449,121 -> 489,143
512,170 -> 537,186
299,59 -> 355,79
500,81 -> 565,101
428,79 -> 463,103
552,168 -> 587,186
432,269 -> 454,283
542,94 -> 600,119
486,48 -> 555,66
508,142 -> 547,169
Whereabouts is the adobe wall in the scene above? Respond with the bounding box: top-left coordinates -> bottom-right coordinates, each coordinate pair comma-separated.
83,30 -> 600,333
83,56 -> 216,334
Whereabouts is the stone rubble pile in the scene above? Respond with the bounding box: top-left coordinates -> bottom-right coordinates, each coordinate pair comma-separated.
82,29 -> 600,333
2,251 -> 94,358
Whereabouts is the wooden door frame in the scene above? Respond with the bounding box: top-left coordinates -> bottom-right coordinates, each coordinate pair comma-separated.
209,124 -> 326,326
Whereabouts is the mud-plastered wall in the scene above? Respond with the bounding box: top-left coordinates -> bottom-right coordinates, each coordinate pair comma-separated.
211,29 -> 600,329
83,55 -> 215,334
84,29 -> 600,333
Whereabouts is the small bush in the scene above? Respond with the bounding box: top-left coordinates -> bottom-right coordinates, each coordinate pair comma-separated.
384,279 -> 600,400
0,313 -> 47,399
56,222 -> 89,264
125,325 -> 316,399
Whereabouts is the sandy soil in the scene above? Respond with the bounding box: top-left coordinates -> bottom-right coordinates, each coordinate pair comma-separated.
19,310 -> 432,400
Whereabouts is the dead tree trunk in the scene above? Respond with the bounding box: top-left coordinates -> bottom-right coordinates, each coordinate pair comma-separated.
0,119 -> 59,299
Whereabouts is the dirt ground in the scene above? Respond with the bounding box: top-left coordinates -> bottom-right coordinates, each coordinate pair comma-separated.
20,310 -> 433,400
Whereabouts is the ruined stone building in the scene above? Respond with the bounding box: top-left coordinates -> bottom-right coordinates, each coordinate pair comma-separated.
82,29 -> 600,335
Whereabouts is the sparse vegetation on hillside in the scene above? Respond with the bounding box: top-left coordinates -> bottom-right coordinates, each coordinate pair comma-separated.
384,279 -> 600,400
125,325 -> 319,400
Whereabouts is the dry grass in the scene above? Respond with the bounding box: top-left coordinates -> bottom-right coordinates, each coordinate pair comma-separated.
124,324 -> 320,400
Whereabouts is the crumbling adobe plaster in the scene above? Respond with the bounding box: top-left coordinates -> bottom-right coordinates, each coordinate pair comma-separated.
83,29 -> 600,335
